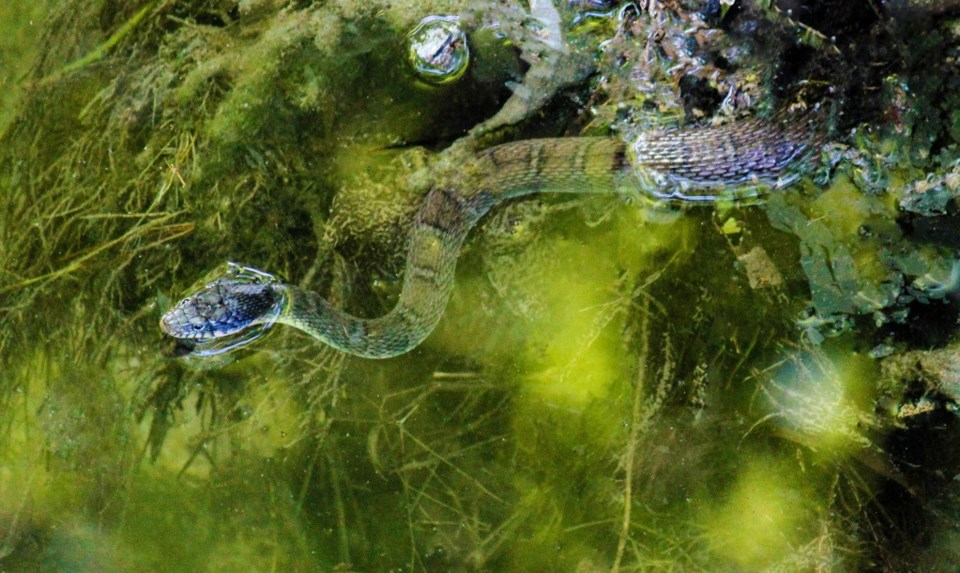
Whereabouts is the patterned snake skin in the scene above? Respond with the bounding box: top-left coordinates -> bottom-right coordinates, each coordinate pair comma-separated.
160,110 -> 824,358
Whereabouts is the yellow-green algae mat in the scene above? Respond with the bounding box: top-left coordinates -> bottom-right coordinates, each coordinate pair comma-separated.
3,1 -> 960,571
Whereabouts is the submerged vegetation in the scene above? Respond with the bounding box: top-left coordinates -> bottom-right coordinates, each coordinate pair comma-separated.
4,0 -> 960,571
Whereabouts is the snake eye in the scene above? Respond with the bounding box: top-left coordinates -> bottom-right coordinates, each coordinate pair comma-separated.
193,323 -> 204,331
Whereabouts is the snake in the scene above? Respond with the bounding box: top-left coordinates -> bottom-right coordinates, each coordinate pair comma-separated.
160,110 -> 825,358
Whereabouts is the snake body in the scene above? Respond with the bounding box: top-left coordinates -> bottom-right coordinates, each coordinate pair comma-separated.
160,111 -> 823,358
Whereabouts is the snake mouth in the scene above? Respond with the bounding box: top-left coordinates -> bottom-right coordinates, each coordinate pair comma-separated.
185,316 -> 282,356
158,313 -> 178,337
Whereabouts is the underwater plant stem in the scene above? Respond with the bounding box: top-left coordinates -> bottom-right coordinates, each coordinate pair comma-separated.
0,215 -> 190,295
612,296 -> 650,573
327,450 -> 352,566
31,0 -> 163,87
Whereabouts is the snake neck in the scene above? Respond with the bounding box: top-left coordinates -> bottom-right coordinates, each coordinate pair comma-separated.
275,138 -> 633,358
277,186 -> 483,358
274,112 -> 823,358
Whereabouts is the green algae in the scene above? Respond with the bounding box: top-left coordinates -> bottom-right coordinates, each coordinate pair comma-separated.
0,1 -> 61,130
5,1 -> 960,572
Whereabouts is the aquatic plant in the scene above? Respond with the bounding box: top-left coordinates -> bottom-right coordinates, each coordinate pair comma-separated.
3,1 -> 960,571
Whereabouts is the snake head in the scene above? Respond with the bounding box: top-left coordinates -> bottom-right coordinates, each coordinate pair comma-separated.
160,263 -> 286,357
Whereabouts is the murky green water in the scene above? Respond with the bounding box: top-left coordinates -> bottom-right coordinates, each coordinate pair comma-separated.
4,1 -> 960,572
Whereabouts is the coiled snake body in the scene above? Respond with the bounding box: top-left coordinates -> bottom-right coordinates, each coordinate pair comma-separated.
160,112 -> 823,358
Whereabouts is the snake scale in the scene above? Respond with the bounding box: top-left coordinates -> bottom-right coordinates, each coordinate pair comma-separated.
160,111 -> 824,358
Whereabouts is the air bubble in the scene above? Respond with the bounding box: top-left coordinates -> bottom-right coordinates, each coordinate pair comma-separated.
407,16 -> 470,85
